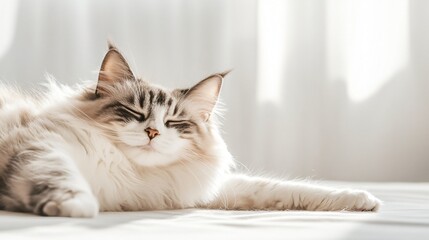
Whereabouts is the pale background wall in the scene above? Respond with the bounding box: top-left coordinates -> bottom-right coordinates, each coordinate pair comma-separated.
0,0 -> 428,181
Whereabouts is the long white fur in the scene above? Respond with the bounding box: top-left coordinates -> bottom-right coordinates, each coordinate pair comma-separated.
0,70 -> 381,218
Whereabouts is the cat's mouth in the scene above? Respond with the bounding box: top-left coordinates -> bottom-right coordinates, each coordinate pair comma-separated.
141,144 -> 155,151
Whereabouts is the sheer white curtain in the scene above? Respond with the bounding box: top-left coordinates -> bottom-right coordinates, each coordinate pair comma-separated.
254,0 -> 429,181
1,0 -> 428,181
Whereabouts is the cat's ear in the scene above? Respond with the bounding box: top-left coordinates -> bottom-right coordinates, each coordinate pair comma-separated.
96,44 -> 135,96
182,70 -> 231,121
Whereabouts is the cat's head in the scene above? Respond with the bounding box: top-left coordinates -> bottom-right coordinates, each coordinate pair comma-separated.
86,44 -> 229,167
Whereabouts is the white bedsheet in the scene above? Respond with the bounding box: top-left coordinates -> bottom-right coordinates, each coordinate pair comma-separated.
1,182 -> 428,240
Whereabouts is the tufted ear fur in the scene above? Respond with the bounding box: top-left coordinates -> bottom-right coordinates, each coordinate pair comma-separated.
182,70 -> 230,121
95,43 -> 135,96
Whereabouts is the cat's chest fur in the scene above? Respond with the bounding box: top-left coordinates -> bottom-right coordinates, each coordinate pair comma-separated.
63,124 -> 227,211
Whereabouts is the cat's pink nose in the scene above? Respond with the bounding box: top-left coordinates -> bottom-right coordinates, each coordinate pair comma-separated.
145,127 -> 160,140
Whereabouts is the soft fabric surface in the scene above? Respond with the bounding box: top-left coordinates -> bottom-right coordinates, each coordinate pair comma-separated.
1,182 -> 428,240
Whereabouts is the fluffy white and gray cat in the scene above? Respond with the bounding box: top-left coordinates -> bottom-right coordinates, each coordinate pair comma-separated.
0,44 -> 381,217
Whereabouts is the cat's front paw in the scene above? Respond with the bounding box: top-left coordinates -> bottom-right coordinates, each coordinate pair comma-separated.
42,192 -> 99,218
328,189 -> 381,212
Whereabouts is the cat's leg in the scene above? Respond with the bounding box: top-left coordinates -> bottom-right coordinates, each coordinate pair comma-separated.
0,147 -> 98,217
206,174 -> 381,211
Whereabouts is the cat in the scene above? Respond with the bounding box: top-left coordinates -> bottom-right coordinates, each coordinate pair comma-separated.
0,43 -> 381,217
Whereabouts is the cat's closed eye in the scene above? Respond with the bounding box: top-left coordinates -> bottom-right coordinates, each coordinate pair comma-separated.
115,104 -> 146,122
165,120 -> 194,131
